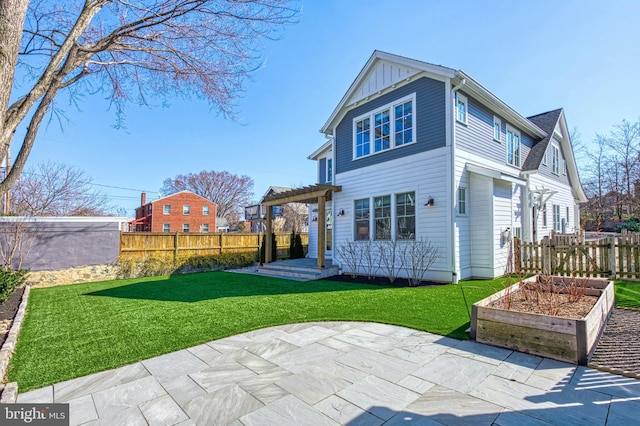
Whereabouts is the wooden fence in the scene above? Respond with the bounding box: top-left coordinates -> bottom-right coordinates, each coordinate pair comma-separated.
515,230 -> 640,280
119,232 -> 308,261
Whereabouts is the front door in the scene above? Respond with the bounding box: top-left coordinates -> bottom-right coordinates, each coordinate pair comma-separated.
326,208 -> 332,258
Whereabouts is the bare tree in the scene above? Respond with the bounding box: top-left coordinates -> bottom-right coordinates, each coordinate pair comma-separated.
606,119 -> 640,216
0,218 -> 38,270
0,1 -> 298,195
10,161 -> 111,216
279,203 -> 307,232
161,169 -> 254,224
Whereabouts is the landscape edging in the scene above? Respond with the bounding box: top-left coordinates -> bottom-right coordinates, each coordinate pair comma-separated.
0,285 -> 30,402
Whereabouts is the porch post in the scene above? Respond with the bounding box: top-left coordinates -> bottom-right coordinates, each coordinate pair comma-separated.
317,194 -> 326,268
265,205 -> 273,263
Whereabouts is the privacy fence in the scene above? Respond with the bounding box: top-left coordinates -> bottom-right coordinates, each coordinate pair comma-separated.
119,232 -> 308,261
515,230 -> 640,280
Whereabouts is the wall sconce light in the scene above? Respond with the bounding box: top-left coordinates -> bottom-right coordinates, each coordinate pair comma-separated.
425,197 -> 435,207
312,208 -> 318,212
337,209 -> 345,217
312,216 -> 318,222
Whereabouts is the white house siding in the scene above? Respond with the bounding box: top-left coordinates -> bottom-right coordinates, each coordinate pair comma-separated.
529,173 -> 579,240
306,202 -> 332,259
454,159 -> 471,279
493,180 -> 513,277
330,147 -> 452,282
469,173 -> 493,278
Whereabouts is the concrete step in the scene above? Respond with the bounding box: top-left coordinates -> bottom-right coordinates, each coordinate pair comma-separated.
256,264 -> 339,281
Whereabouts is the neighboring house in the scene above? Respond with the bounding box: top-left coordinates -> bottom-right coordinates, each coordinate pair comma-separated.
130,191 -> 217,233
245,186 -> 308,233
216,216 -> 229,232
306,50 -> 586,281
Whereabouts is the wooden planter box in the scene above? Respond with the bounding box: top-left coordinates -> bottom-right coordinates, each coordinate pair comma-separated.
470,276 -> 615,365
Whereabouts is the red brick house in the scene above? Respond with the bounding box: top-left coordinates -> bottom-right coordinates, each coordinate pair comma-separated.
130,191 -> 217,233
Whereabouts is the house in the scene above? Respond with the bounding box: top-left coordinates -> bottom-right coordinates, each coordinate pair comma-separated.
245,186 -> 309,233
130,191 -> 217,233
300,50 -> 586,281
216,216 -> 229,232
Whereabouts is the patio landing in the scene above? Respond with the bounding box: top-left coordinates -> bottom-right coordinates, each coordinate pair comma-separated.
237,258 -> 339,281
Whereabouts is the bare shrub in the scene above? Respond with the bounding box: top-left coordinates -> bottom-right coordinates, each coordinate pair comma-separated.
335,240 -> 362,279
402,238 -> 439,286
0,218 -> 37,270
361,240 -> 380,279
378,240 -> 406,283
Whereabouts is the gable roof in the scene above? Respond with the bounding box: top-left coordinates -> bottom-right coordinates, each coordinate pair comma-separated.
148,190 -> 216,206
321,50 -> 546,139
259,186 -> 294,204
522,108 -> 563,172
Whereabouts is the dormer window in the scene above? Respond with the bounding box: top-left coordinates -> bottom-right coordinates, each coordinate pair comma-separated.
353,93 -> 416,159
456,93 -> 468,124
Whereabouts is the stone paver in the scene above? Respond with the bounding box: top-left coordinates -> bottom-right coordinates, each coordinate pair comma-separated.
13,321 -> 640,425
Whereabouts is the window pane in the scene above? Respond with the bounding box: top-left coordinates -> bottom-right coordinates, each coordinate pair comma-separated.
183,205 -> 190,215
396,191 -> 415,240
395,101 -> 413,146
374,110 -> 390,152
374,195 -> 391,240
514,135 -> 520,167
356,118 -> 370,158
354,198 -> 370,241
163,204 -> 171,214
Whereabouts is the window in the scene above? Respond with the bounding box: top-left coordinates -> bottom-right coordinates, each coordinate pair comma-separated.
493,117 -> 501,142
553,205 -> 561,231
514,227 -> 522,239
327,158 -> 333,183
354,199 -> 370,240
201,223 -> 209,232
542,147 -> 548,166
374,109 -> 391,152
183,205 -> 190,215
395,100 -> 413,146
552,145 -> 559,174
353,94 -> 415,159
396,192 -> 415,240
163,224 -> 170,233
374,195 -> 391,240
183,223 -> 190,232
203,205 -> 209,215
566,207 -> 570,227
456,93 -> 468,124
457,187 -> 467,215
543,203 -> 548,227
355,118 -> 371,158
506,125 -> 521,167
163,204 -> 171,215
562,159 -> 567,175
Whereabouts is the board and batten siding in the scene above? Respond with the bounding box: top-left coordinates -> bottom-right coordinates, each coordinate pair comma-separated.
330,147 -> 451,282
469,173 -> 493,278
335,77 -> 446,174
493,180 -> 513,277
456,91 -> 534,170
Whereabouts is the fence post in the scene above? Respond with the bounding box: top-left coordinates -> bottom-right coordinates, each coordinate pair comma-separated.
174,232 -> 179,260
609,236 -> 616,279
542,236 -> 550,275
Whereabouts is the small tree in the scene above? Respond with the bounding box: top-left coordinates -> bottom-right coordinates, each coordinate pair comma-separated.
289,229 -> 304,259
378,240 -> 406,283
259,232 -> 277,264
403,238 -> 440,286
335,240 -> 362,279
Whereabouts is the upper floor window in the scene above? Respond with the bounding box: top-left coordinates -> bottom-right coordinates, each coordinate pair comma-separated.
456,93 -> 468,124
552,145 -> 559,174
457,187 -> 467,215
396,192 -> 415,240
553,204 -> 561,231
493,117 -> 501,142
163,224 -> 170,233
374,195 -> 391,240
354,198 -> 370,241
327,158 -> 333,183
562,159 -> 567,175
542,146 -> 548,166
353,94 -> 415,159
203,205 -> 210,215
183,205 -> 190,215
506,125 -> 521,167
163,204 -> 171,215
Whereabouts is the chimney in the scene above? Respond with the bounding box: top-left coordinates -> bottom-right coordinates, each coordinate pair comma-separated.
141,192 -> 146,205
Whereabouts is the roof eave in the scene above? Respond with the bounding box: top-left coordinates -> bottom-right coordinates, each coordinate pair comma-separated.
308,139 -> 332,160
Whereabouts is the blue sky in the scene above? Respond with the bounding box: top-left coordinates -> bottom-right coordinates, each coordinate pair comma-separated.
16,0 -> 640,216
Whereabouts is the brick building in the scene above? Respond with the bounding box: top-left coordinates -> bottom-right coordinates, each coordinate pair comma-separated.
130,191 -> 217,233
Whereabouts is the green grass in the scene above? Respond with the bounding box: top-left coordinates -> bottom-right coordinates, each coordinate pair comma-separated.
9,272 -> 639,392
614,280 -> 640,309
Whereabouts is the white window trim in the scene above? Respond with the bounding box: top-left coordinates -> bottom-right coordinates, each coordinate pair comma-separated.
551,144 -> 560,175
493,116 -> 502,142
163,204 -> 171,215
352,93 -> 416,160
326,157 -> 333,183
562,159 -> 567,175
542,146 -> 548,166
457,187 -> 467,215
456,93 -> 468,125
183,205 -> 190,215
553,204 -> 561,232
506,124 -> 521,168
203,205 -> 209,215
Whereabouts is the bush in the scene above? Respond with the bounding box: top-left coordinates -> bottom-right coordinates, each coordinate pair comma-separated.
289,230 -> 305,259
260,233 -> 277,263
0,269 -> 29,304
617,218 -> 640,233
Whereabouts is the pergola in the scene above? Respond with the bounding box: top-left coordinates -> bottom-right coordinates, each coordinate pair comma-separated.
261,183 -> 341,268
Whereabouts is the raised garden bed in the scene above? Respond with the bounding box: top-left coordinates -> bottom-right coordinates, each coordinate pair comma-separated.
470,276 -> 615,365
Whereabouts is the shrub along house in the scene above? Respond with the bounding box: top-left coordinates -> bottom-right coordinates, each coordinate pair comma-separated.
300,51 -> 586,282
130,191 -> 217,233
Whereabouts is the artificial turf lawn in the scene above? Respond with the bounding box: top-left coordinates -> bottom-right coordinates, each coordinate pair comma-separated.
9,273 -> 638,392
9,272 -> 504,392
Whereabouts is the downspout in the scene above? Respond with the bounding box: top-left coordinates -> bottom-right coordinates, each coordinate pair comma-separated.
450,75 -> 466,284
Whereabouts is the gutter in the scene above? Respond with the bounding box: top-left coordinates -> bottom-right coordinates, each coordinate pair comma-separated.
450,75 -> 466,284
